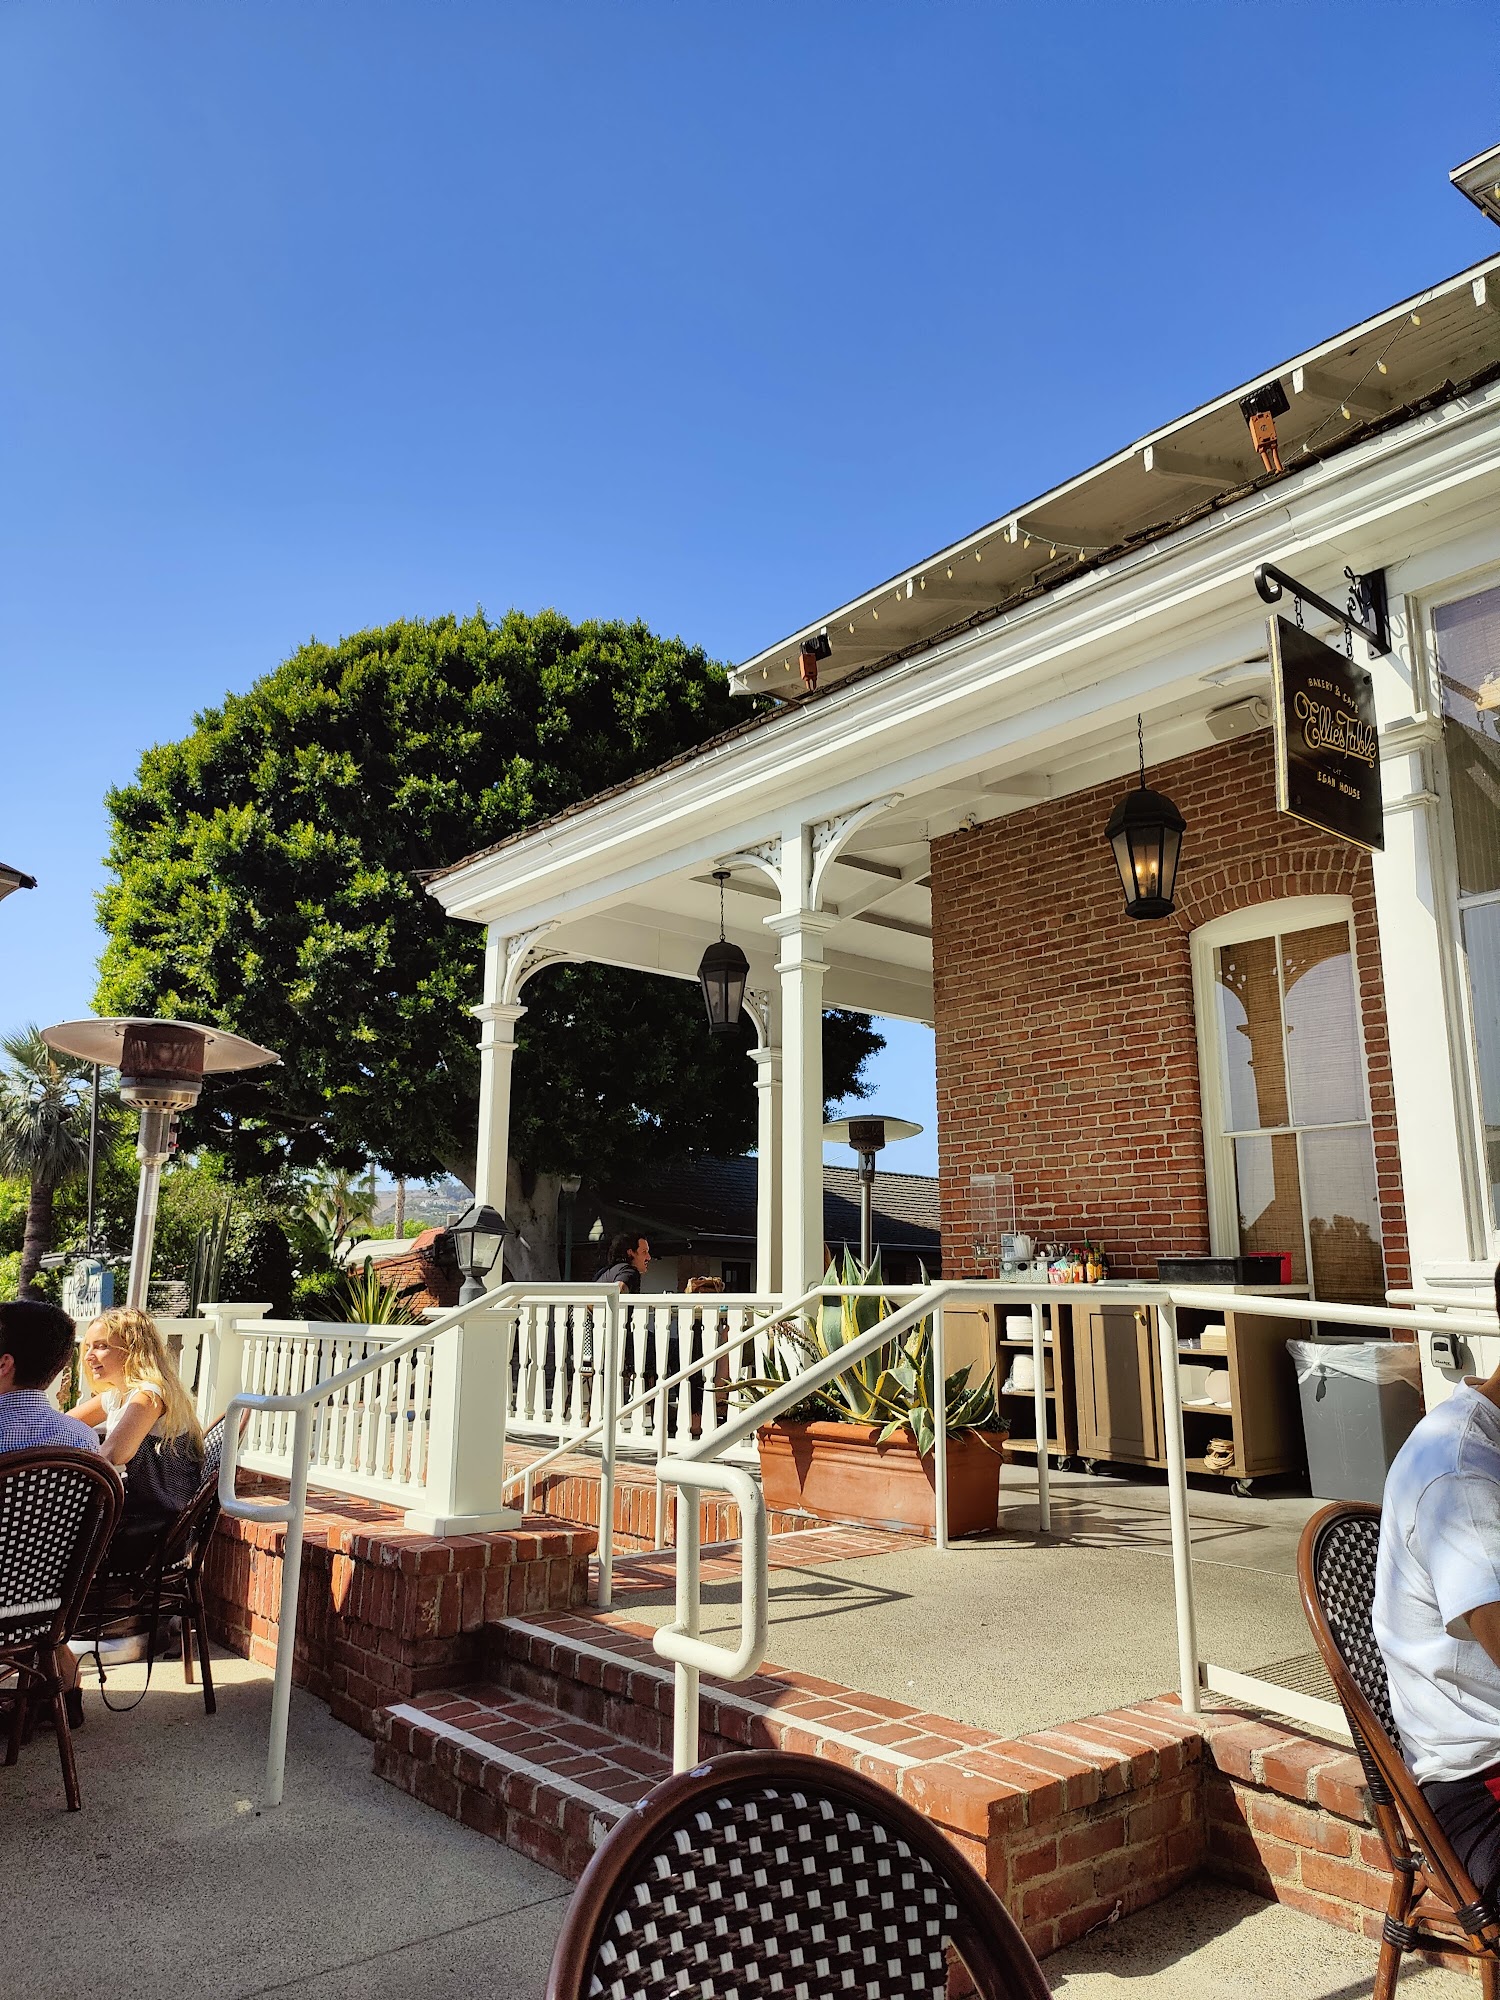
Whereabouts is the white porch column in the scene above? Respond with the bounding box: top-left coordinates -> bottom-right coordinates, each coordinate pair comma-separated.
769,911 -> 836,1292
749,1041 -> 783,1295
472,923 -> 527,1209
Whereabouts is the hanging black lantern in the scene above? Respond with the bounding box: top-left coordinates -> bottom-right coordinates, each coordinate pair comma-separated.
1104,717 -> 1186,919
697,868 -> 749,1034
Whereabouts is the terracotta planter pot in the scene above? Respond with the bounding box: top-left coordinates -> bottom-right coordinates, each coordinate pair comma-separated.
756,1420 -> 1005,1538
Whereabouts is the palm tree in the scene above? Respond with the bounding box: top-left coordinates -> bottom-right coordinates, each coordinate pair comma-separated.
302,1164 -> 379,1266
0,1027 -> 97,1296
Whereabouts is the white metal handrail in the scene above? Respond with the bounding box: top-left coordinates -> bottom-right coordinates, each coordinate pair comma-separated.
654,1278 -> 1500,1769
503,1285 -> 926,1606
216,1280 -> 619,1806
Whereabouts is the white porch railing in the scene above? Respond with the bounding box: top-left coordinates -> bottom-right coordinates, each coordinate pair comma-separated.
652,1280 -> 1500,1772
506,1291 -> 779,1461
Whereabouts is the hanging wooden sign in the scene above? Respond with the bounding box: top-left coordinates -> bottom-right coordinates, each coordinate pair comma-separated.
1268,614 -> 1384,851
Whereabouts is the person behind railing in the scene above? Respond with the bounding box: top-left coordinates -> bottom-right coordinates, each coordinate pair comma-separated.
69,1306 -> 204,1574
681,1275 -> 726,1437
595,1232 -> 650,1293
0,1300 -> 102,1456
1374,1262 -> 1500,1899
594,1234 -> 651,1406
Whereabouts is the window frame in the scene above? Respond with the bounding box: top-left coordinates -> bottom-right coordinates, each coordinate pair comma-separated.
1190,895 -> 1380,1295
1416,560 -> 1500,1256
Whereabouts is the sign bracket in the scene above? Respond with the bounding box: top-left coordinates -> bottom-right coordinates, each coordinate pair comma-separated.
1253,561 -> 1390,657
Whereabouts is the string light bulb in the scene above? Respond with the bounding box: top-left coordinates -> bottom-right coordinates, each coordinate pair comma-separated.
946,565 -> 953,580
1410,311 -> 1422,326
1377,359 -> 1389,375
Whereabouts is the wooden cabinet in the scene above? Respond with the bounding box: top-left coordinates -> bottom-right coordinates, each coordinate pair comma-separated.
1069,1295 -> 1310,1492
942,1300 -> 1079,1462
1075,1306 -> 1159,1466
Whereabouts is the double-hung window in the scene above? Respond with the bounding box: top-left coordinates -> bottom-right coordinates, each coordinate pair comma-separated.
1193,900 -> 1386,1305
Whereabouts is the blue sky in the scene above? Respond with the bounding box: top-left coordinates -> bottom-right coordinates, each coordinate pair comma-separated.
3,3 -> 1498,1179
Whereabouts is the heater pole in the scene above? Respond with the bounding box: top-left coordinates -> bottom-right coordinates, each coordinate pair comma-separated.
126,1108 -> 173,1310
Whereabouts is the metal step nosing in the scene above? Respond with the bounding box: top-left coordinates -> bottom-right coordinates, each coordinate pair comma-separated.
498,1616 -> 922,1771
387,1702 -> 629,1823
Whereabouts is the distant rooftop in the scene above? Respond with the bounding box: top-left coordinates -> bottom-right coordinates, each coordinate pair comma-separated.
594,1156 -> 940,1258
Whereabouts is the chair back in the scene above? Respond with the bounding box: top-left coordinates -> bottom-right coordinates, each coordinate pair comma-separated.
0,1447 -> 123,1654
1298,1500 -> 1500,1941
158,1416 -> 229,1573
545,1750 -> 1051,2000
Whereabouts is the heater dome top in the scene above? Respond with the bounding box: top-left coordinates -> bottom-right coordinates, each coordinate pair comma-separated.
41,1016 -> 280,1075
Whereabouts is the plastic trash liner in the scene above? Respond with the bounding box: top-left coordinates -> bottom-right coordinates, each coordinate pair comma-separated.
1287,1338 -> 1424,1504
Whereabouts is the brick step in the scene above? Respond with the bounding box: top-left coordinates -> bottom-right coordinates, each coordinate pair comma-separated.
482,1610 -> 1002,1774
374,1679 -> 672,1879
373,1606 -> 1211,1952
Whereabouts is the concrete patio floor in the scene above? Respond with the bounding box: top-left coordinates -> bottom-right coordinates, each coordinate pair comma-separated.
612,1461 -> 1331,1741
0,1647 -> 1467,1999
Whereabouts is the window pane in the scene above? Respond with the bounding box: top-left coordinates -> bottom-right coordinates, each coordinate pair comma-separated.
1436,583 -> 1500,897
1302,1126 -> 1386,1307
1461,900 -> 1500,1227
1216,937 -> 1288,1131
1282,923 -> 1364,1127
1233,1133 -> 1305,1283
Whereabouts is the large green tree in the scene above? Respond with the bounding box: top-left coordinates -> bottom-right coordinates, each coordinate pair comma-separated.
97,610 -> 880,1269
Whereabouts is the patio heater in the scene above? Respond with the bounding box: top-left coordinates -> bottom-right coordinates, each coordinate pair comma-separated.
40,1018 -> 279,1309
822,1115 -> 923,1267
0,861 -> 37,903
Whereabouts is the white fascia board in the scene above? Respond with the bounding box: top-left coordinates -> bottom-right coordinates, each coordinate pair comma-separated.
430,381 -> 1500,934
731,253 -> 1500,686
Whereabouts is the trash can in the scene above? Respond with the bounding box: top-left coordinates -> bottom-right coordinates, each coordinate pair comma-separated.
1287,1338 -> 1425,1504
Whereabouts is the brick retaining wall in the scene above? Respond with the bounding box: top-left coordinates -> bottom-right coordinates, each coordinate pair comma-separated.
203,1487 -> 595,1736
506,1442 -> 838,1550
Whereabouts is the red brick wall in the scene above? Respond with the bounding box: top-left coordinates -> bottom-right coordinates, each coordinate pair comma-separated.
930,733 -> 1409,1287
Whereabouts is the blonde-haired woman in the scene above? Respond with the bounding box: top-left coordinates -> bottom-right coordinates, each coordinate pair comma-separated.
72,1307 -> 204,1561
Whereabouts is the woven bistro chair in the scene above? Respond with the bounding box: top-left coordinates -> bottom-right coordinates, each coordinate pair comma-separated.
545,1750 -> 1052,2000
0,1445 -> 123,1810
1299,1500 -> 1500,1998
78,1414 -> 230,1713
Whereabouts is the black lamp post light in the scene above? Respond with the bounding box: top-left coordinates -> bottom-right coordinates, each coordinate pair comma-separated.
1104,715 -> 1187,920
449,1201 -> 510,1303
697,868 -> 750,1035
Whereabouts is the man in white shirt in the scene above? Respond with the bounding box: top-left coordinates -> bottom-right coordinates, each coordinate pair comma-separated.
1374,1269 -> 1500,1894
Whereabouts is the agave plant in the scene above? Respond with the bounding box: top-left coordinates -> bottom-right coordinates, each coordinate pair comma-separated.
328,1257 -> 419,1326
744,1249 -> 1003,1456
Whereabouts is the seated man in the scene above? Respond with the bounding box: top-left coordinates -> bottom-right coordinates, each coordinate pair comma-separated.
0,1299 -> 101,1455
1374,1267 -> 1500,1896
